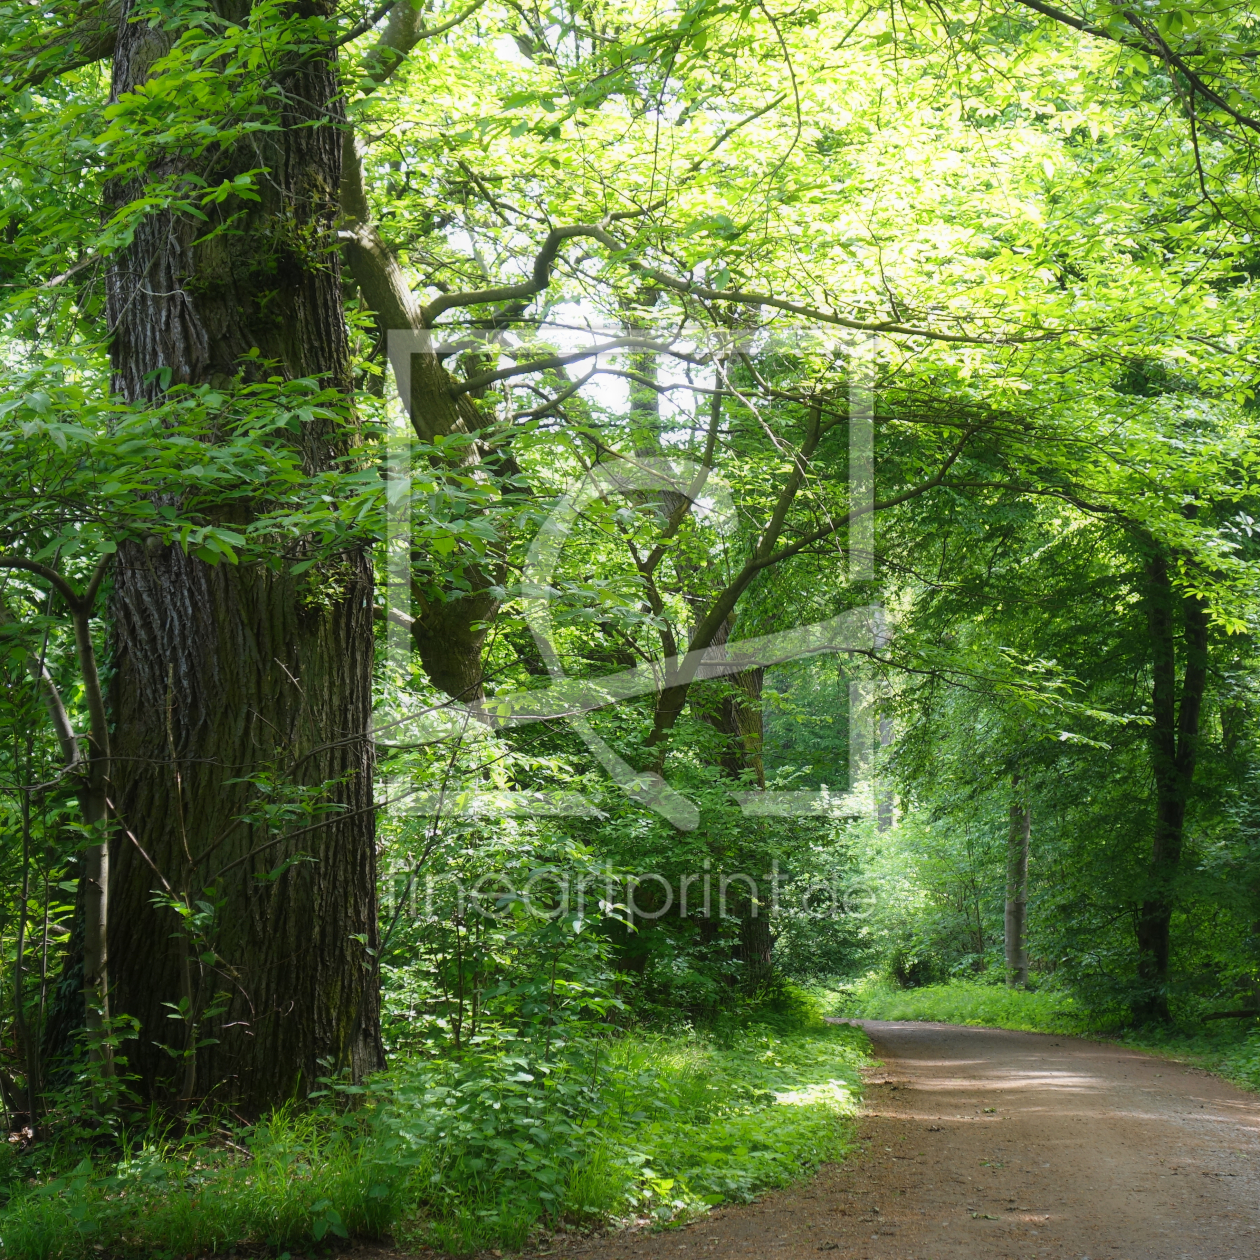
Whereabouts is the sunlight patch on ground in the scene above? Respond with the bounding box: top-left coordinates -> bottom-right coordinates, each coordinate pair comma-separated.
773,1079 -> 855,1107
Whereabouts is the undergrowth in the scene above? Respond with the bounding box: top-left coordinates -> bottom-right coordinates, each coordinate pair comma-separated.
832,977 -> 1260,1095
832,978 -> 1089,1035
0,996 -> 869,1258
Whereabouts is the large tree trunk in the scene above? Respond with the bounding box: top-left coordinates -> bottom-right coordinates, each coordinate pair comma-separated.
1134,547 -> 1208,1023
1004,777 -> 1029,989
104,0 -> 381,1112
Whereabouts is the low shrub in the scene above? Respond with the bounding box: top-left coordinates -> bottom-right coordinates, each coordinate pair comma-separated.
831,977 -> 1089,1035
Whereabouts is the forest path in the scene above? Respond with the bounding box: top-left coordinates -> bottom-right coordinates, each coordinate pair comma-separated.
552,1019 -> 1260,1260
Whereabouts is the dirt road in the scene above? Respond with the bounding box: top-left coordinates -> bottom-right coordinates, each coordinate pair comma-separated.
559,1019 -> 1260,1260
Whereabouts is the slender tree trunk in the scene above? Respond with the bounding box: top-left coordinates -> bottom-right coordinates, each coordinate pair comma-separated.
103,0 -> 381,1112
876,715 -> 894,831
726,668 -> 766,786
72,603 -> 112,1082
2,598 -> 85,1112
15,756 -> 40,1123
1005,776 -> 1030,989
691,615 -> 774,984
1134,548 -> 1209,1023
2,568 -> 114,1085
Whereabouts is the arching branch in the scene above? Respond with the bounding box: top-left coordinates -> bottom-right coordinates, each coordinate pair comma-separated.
2,1 -> 119,92
425,222 -> 1061,344
1011,0 -> 1260,137
450,337 -> 706,396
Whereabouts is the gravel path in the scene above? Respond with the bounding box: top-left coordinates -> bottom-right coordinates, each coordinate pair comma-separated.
551,1019 -> 1260,1260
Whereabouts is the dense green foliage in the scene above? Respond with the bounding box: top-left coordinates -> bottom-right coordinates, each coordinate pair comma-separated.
2,0 -> 1260,1253
0,999 -> 865,1257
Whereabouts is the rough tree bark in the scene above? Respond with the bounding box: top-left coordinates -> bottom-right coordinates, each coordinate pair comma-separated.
104,0 -> 381,1111
1004,776 -> 1030,989
738,913 -> 774,991
1134,546 -> 1209,1023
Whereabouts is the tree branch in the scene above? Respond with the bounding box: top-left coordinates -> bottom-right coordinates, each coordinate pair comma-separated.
336,0 -> 402,49
1011,0 -> 1260,136
757,425 -> 982,571
2,1 -> 119,92
643,419 -> 985,749
337,0 -> 490,338
637,379 -> 725,578
423,224 -> 617,322
426,222 -> 1060,345
338,0 -> 489,60
0,556 -> 86,613
450,337 -> 703,396
511,368 -> 597,419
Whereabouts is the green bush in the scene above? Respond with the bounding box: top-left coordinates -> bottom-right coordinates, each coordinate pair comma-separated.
831,977 -> 1089,1035
382,1015 -> 868,1251
0,1013 -> 871,1258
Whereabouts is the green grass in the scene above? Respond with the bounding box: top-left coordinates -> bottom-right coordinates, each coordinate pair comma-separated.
833,978 -> 1089,1035
0,1109 -> 397,1260
609,1021 -> 867,1209
1106,1021 -> 1260,1093
831,977 -> 1260,1096
0,1001 -> 871,1258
